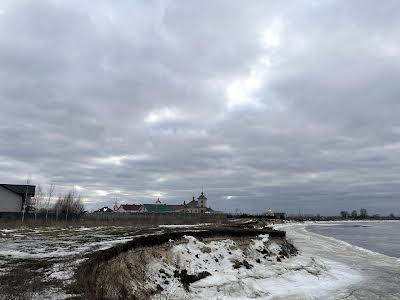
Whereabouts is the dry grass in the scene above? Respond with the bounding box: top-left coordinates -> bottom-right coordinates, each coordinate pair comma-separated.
0,259 -> 62,300
0,213 -> 226,230
76,247 -> 163,300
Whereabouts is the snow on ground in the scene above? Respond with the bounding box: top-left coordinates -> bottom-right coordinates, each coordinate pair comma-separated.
158,223 -> 212,228
146,234 -> 361,300
3,222 -> 399,299
158,223 -> 214,228
0,226 -> 141,259
0,225 -> 152,299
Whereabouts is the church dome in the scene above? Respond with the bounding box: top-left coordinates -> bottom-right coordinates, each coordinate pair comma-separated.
198,192 -> 207,200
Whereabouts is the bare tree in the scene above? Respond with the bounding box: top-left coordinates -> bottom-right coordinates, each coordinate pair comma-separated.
65,190 -> 75,221
21,175 -> 31,223
360,208 -> 368,218
34,185 -> 44,220
351,210 -> 358,218
72,195 -> 85,217
55,195 -> 62,221
54,189 -> 85,221
45,184 -> 55,223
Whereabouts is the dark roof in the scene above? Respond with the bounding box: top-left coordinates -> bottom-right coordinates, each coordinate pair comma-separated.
95,206 -> 113,213
119,204 -> 143,211
186,199 -> 198,208
198,192 -> 207,200
171,204 -> 185,210
143,204 -> 175,213
0,184 -> 35,197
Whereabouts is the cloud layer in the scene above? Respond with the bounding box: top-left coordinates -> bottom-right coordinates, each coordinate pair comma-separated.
1,0 -> 400,215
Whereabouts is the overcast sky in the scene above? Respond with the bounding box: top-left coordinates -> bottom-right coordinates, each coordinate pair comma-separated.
0,1 -> 399,215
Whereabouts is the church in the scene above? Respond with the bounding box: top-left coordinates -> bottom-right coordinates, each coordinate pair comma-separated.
179,192 -> 209,213
114,191 -> 210,214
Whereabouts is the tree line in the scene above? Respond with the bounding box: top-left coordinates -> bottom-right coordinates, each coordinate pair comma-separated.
28,184 -> 85,222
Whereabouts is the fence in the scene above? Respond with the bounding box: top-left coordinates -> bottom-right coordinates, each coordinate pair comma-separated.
85,212 -> 227,225
0,212 -> 81,221
0,211 -> 227,225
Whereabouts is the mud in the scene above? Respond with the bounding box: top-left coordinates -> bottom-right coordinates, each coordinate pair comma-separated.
173,269 -> 212,291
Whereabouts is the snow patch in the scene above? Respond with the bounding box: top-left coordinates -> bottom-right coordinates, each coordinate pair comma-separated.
146,235 -> 361,299
158,223 -> 211,228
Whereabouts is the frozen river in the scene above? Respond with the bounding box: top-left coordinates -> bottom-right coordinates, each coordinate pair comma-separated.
307,221 -> 400,258
282,222 -> 400,299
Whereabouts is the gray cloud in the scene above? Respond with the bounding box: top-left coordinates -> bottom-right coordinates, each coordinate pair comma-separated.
0,0 -> 399,215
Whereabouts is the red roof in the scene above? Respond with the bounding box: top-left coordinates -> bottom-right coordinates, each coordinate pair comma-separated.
119,204 -> 143,211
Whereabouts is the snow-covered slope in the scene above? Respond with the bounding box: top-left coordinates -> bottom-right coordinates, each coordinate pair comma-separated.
146,234 -> 361,299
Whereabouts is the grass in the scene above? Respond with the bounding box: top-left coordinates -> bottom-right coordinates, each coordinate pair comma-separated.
0,224 -> 161,299
0,258 -> 63,300
0,218 -> 265,299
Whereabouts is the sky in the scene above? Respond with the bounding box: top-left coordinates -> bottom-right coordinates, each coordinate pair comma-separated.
0,0 -> 399,215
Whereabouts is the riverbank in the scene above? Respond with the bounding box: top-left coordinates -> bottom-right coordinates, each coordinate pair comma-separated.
1,221 -> 399,299
71,223 -> 367,300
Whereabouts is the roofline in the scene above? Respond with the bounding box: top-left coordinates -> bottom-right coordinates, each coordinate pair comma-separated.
119,204 -> 143,209
0,184 -> 36,186
0,184 -> 36,196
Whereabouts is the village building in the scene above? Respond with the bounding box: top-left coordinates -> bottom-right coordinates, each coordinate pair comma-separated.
171,204 -> 186,212
267,208 -> 274,217
265,208 -> 286,220
94,206 -> 113,213
182,192 -> 209,213
142,203 -> 175,213
113,191 -> 211,214
0,184 -> 36,213
116,204 -> 144,213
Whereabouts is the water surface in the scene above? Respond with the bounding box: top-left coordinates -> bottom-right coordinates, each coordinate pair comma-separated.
307,221 -> 400,258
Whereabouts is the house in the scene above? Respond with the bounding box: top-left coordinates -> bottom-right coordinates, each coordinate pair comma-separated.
94,206 -> 113,213
116,204 -> 144,213
274,212 -> 286,220
0,184 -> 36,212
111,191 -> 211,214
171,204 -> 186,212
182,192 -> 209,213
266,208 -> 274,217
142,203 -> 175,213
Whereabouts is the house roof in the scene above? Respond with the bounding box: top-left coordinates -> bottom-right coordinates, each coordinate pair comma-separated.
143,204 -> 175,213
186,199 -> 198,208
198,192 -> 207,200
0,184 -> 35,197
171,204 -> 185,210
95,206 -> 113,213
119,204 -> 142,211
